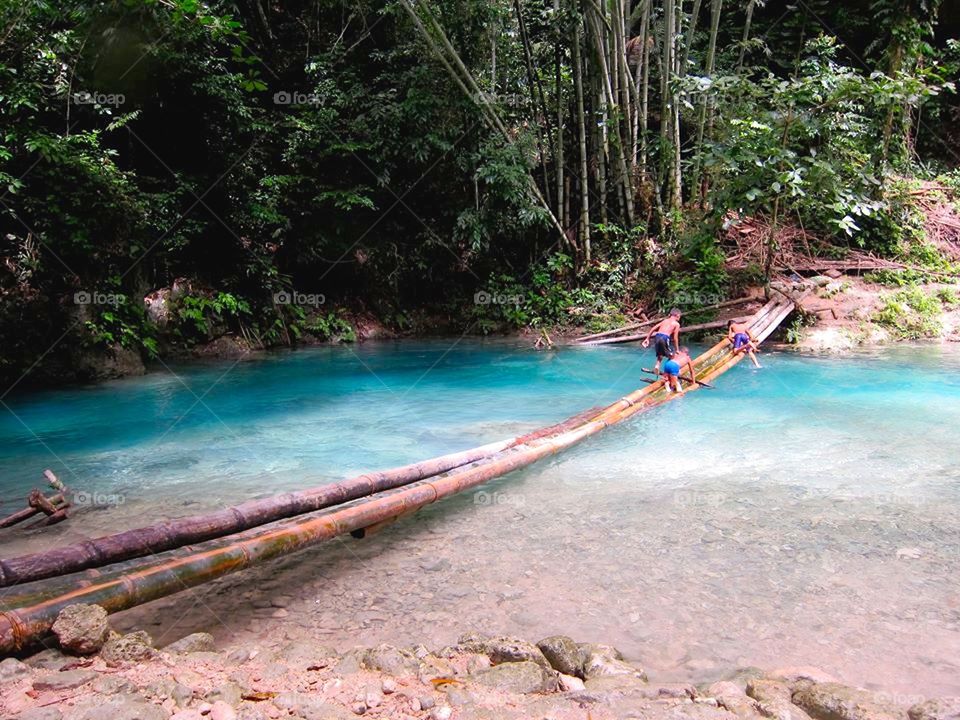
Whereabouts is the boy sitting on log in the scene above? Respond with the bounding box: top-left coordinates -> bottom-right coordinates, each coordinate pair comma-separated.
662,347 -> 696,394
727,319 -> 762,368
641,308 -> 682,375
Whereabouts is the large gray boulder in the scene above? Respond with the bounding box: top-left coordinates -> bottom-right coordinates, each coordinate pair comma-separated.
791,682 -> 906,720
536,636 -> 584,677
51,604 -> 111,655
470,661 -> 558,694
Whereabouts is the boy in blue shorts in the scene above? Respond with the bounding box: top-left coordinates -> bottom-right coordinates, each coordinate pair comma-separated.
642,308 -> 682,375
662,347 -> 696,394
727,319 -> 762,368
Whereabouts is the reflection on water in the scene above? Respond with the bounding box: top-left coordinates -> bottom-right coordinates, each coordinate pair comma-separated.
1,341 -> 959,694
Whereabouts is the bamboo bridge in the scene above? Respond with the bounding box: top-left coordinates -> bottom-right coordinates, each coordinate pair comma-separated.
0,288 -> 801,654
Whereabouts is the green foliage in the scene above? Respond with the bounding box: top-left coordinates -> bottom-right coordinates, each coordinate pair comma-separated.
872,286 -> 946,339
174,292 -> 250,341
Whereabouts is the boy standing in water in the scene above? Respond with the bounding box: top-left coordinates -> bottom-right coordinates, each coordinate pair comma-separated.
662,347 -> 696,394
642,309 -> 682,375
727,319 -> 762,368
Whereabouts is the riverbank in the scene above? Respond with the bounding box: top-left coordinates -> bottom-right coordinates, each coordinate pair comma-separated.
3,619 -> 957,720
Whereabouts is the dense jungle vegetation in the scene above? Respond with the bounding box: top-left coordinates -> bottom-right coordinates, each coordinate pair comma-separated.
1,0 -> 958,386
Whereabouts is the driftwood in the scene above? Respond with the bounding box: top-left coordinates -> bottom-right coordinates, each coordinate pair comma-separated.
0,471 -> 68,529
576,295 -> 758,344
0,293 -> 799,653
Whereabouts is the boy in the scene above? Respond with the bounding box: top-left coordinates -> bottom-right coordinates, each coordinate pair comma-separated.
662,347 -> 696,394
727,319 -> 762,368
642,308 -> 682,374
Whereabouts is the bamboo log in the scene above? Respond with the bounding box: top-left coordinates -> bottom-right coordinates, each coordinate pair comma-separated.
576,295 -> 758,343
0,493 -> 65,529
0,406 -> 611,588
0,297 -> 796,652
0,440 -> 515,587
580,316 -> 751,346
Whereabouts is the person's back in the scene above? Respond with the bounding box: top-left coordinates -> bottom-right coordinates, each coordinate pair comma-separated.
643,309 -> 683,373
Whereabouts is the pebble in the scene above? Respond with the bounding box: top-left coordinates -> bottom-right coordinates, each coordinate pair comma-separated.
382,678 -> 397,694
897,547 -> 922,559
350,701 -> 367,715
430,707 -> 452,720
198,703 -> 213,715
210,701 -> 237,720
271,609 -> 289,618
365,690 -> 383,708
419,695 -> 436,710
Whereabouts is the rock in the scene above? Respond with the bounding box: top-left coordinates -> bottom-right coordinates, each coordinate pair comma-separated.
0,656 -> 30,682
581,675 -> 650,695
457,634 -> 551,669
273,691 -> 356,720
381,678 -> 397,694
791,682 -> 905,720
430,708 -> 453,720
350,701 -> 366,715
101,631 -> 156,666
364,689 -> 383,708
18,709 -> 63,720
557,673 -> 586,692
32,669 -> 97,691
171,712 -> 204,720
172,683 -> 195,707
72,694 -> 168,720
578,643 -> 646,681
419,695 -> 436,710
210,701 -> 237,720
910,698 -> 960,720
440,682 -> 479,706
92,675 -> 136,695
362,644 -> 419,676
24,648 -> 72,670
164,633 -> 215,654
470,661 -> 557,694
536,635 -> 584,677
418,655 -> 457,684
896,548 -> 923,560
708,681 -> 762,718
51,604 -> 112,655
333,648 -> 365,674
811,275 -> 833,287
825,270 -> 843,279
768,667 -> 839,685
75,344 -> 146,382
270,609 -> 288,619
205,683 -> 243,706
747,679 -> 814,720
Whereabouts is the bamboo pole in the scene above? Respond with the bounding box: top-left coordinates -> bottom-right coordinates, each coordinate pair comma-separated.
575,295 -> 759,343
0,439 -> 515,587
580,315 -> 751,345
0,296 -> 796,653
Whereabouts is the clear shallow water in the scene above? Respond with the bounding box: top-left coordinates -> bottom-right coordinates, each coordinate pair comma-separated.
1,341 -> 959,695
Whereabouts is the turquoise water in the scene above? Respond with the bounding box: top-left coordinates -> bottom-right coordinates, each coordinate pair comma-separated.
1,341 -> 959,695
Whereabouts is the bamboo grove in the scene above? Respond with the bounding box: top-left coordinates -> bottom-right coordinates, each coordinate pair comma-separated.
399,0 -> 952,269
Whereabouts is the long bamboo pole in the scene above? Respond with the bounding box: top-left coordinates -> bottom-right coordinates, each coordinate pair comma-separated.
0,296 -> 796,653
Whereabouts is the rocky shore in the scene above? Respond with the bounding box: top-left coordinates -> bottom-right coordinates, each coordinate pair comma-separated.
2,605 -> 957,720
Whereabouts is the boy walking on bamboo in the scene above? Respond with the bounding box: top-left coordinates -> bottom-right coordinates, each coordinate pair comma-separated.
727,319 -> 762,368
642,309 -> 682,375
